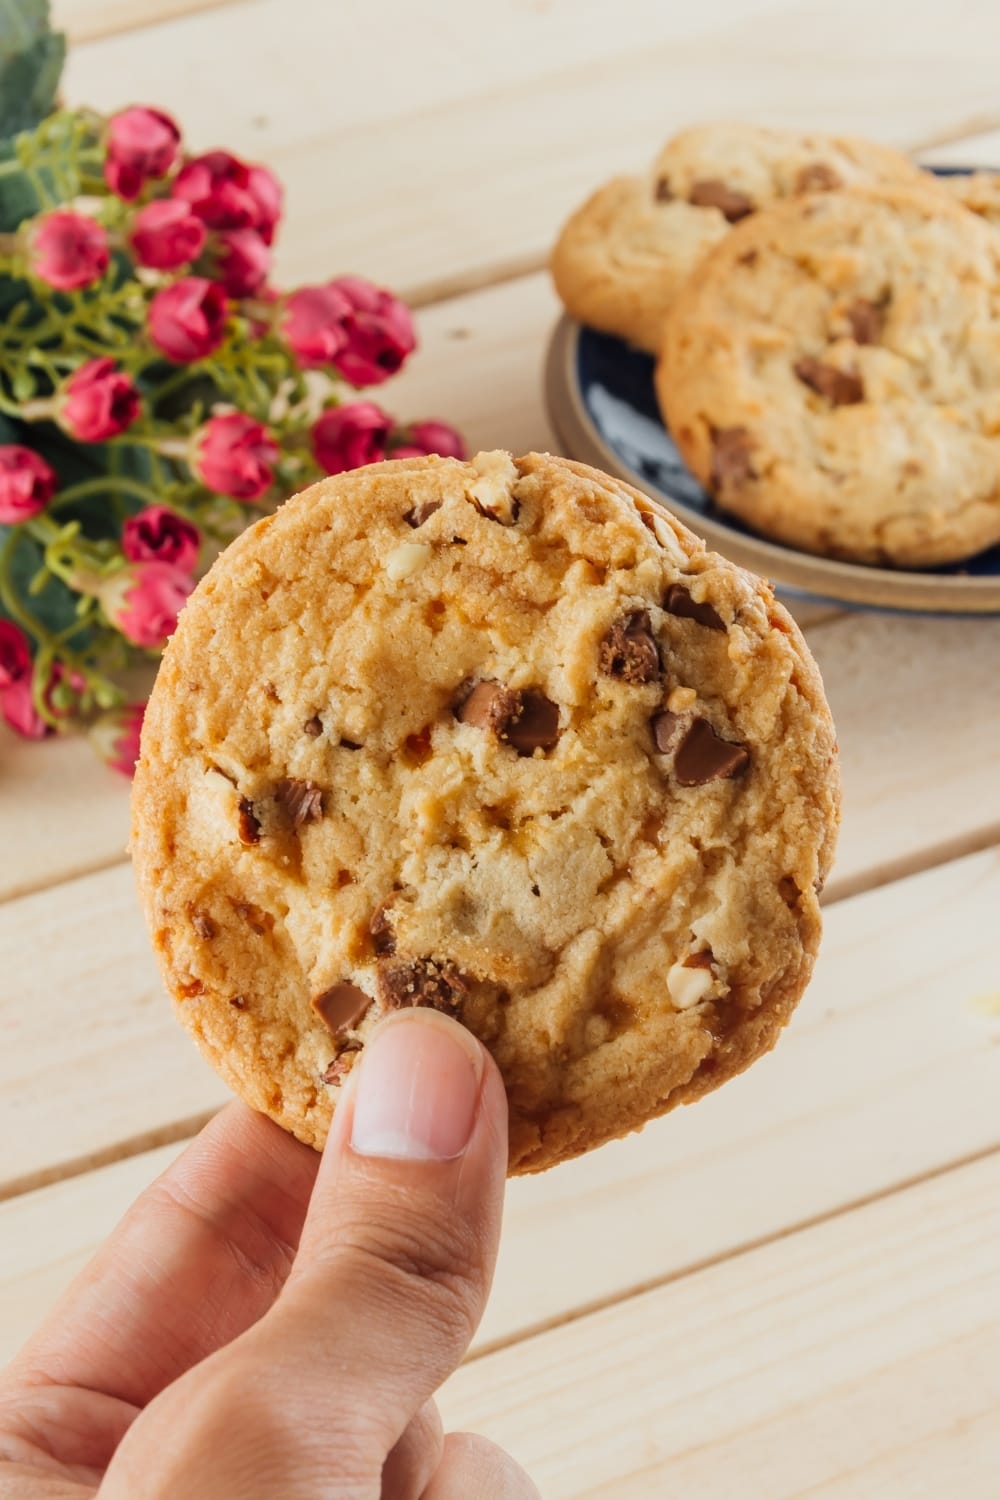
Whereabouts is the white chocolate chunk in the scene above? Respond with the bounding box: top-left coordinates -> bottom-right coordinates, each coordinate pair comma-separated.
667,960 -> 714,1010
385,542 -> 431,580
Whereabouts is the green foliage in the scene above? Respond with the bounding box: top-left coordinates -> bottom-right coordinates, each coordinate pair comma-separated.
0,0 -> 65,141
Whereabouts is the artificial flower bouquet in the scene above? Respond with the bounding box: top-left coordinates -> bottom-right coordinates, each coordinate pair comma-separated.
0,3 -> 462,773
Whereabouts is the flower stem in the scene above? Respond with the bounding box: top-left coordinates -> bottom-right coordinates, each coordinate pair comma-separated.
52,474 -> 163,512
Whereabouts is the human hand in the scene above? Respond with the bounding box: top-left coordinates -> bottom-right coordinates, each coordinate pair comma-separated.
0,1009 -> 539,1498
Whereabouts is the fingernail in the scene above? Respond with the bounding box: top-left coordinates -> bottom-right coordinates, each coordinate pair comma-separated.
351,1011 -> 484,1161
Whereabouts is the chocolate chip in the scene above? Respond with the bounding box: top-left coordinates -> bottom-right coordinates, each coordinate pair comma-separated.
794,162 -> 844,194
230,994 -> 247,1010
322,1044 -> 361,1085
651,709 -> 684,753
237,798 -> 260,845
502,690 -> 560,755
405,499 -> 442,527
370,900 -> 397,956
191,912 -> 216,941
378,958 -> 467,1014
275,777 -> 323,826
794,357 -> 864,406
674,718 -> 750,786
456,679 -> 518,732
664,584 -> 725,632
654,175 -> 674,202
710,427 -> 756,493
303,715 -> 323,738
457,681 -> 560,754
689,179 -> 754,222
598,610 -> 660,684
845,297 -> 884,346
339,737 -> 362,751
313,982 -> 372,1037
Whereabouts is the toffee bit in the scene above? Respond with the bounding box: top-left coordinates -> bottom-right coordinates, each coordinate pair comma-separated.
370,900 -> 397,956
237,797 -> 261,845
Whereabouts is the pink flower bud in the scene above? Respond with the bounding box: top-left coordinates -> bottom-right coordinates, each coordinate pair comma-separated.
311,402 -> 392,475
1,675 -> 49,739
213,228 -> 270,297
194,412 -> 278,500
246,164 -> 283,245
122,505 -> 200,571
0,619 -> 31,691
0,445 -> 57,523
281,284 -> 351,368
89,701 -> 146,777
99,561 -> 193,649
172,151 -> 283,241
29,211 -> 109,292
394,420 -> 466,460
104,106 -> 181,200
328,275 -> 417,387
60,359 -> 141,443
0,655 -> 83,740
148,276 -> 228,362
129,199 -> 206,270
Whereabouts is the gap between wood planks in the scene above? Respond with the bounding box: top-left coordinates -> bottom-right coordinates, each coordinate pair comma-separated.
58,0 -> 250,46
0,1107 -> 217,1205
463,1137 -> 1000,1366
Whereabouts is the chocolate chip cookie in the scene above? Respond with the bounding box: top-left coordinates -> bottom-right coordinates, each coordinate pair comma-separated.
131,451 -> 840,1173
659,182 -> 1000,566
551,123 -> 927,353
937,169 -> 1000,227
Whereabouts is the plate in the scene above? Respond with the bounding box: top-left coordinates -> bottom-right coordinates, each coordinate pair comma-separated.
543,171 -> 1000,614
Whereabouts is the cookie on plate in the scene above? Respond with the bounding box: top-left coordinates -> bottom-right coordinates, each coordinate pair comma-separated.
131,451 -> 840,1173
659,182 -> 1000,567
936,168 -> 1000,226
551,123 -> 928,353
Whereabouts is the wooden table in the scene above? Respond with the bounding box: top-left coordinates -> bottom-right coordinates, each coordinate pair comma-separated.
4,2 -> 1000,1493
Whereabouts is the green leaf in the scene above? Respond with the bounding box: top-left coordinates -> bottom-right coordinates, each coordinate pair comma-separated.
0,0 -> 65,139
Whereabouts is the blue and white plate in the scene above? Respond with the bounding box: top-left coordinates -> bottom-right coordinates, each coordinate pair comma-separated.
544,171 -> 1000,614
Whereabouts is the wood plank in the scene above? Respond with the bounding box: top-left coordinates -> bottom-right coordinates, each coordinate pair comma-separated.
0,1144 -> 183,1366
0,861 -> 227,1197
64,0 -> 1000,292
0,721 -> 131,904
439,1151 -> 1000,1499
2,847 -> 999,1363
810,612 -> 1000,899
52,0 -> 234,45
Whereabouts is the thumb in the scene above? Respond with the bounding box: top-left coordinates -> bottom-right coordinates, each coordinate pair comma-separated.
259,1006 -> 508,1454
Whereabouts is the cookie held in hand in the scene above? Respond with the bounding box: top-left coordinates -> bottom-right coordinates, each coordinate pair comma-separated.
131,451 -> 840,1172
